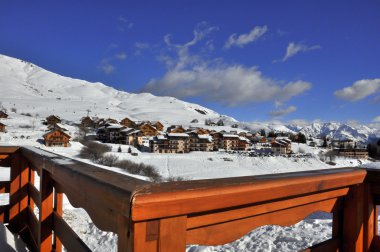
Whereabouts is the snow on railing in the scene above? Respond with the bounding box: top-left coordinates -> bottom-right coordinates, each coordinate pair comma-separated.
0,146 -> 379,251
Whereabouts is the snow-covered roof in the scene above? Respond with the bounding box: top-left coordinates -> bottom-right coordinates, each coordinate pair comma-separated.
106,124 -> 124,129
120,127 -> 133,133
222,134 -> 239,138
157,135 -> 168,140
239,136 -> 250,143
167,133 -> 189,138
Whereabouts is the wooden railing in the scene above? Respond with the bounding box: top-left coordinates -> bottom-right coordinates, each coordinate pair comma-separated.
0,146 -> 379,251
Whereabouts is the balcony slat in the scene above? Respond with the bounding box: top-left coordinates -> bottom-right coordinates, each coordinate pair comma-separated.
186,198 -> 339,246
132,168 -> 366,221
0,181 -> 10,193
27,206 -> 40,248
53,212 -> 91,252
188,187 -> 348,229
28,183 -> 41,208
0,147 -> 19,154
0,205 -> 9,223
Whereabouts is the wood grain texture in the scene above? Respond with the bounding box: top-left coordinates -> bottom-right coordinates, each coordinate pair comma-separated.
40,169 -> 53,252
133,221 -> 158,252
187,198 -> 338,246
187,188 -> 347,229
159,216 -> 187,252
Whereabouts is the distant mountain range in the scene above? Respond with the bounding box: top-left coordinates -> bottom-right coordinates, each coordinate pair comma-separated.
0,53 -> 378,143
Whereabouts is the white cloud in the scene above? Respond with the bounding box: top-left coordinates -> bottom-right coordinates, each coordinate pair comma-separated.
115,52 -> 127,60
334,79 -> 380,101
225,26 -> 267,49
373,116 -> 380,122
269,106 -> 297,117
99,59 -> 115,75
118,16 -> 134,31
281,42 -> 321,61
135,42 -> 150,49
142,23 -> 311,107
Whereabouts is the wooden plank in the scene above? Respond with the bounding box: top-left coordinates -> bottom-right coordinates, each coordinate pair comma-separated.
29,167 -> 35,210
53,212 -> 91,252
186,198 -> 337,246
159,216 -> 187,252
363,184 -> 376,251
117,214 -> 132,252
19,157 -> 29,216
27,206 -> 40,247
302,238 -> 340,252
0,146 -> 19,154
19,226 -> 39,252
0,154 -> 10,159
343,184 -> 365,252
132,169 -> 365,221
40,169 -> 53,252
0,180 -> 10,193
0,204 -> 9,223
187,188 -> 347,229
9,152 -> 21,232
133,221 -> 158,252
28,183 -> 41,208
54,191 -> 63,252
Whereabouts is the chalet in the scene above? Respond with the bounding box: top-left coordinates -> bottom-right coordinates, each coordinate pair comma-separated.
151,133 -> 190,153
139,123 -> 159,136
188,132 -> 213,152
211,132 -> 223,151
96,127 -> 107,142
271,138 -> 292,154
46,115 -> 61,126
335,149 -> 369,159
151,121 -> 164,131
47,123 -> 68,131
238,136 -> 250,151
105,118 -> 119,124
332,139 -> 355,149
0,122 -> 6,132
120,117 -> 137,128
122,129 -> 143,146
106,124 -> 125,143
43,129 -> 71,147
221,134 -> 239,151
190,128 -> 209,135
0,111 -> 8,119
81,117 -> 95,128
167,125 -> 186,133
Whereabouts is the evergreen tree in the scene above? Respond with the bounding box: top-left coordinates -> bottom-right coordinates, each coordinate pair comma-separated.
128,147 -> 132,153
118,145 -> 122,152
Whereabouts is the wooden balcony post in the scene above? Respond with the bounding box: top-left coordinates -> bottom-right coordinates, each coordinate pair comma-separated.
158,216 -> 187,252
53,190 -> 63,252
9,153 -> 29,233
40,169 -> 54,252
342,183 -> 377,252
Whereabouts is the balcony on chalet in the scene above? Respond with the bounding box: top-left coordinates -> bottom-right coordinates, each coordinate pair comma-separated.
0,146 -> 379,251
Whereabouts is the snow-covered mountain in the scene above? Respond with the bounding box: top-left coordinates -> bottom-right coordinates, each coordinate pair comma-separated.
0,53 -> 378,143
0,54 -> 228,125
246,121 -> 379,143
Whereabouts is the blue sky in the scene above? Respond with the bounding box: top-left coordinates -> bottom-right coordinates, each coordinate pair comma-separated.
1,0 -> 380,125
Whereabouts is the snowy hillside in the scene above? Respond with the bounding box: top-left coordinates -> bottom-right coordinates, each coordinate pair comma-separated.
0,54 -> 227,125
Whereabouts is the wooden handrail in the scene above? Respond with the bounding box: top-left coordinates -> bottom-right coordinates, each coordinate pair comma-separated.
0,146 -> 379,251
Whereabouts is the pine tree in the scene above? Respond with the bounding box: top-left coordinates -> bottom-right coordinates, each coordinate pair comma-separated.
128,147 -> 132,153
118,145 -> 122,152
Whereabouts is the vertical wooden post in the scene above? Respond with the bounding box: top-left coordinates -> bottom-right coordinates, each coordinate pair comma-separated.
363,184 -> 376,251
117,214 -> 132,251
133,221 -> 158,252
342,183 -> 376,252
8,153 -> 29,233
40,169 -> 53,252
28,167 -> 35,210
54,190 -> 63,252
158,216 -> 187,252
9,152 -> 21,232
